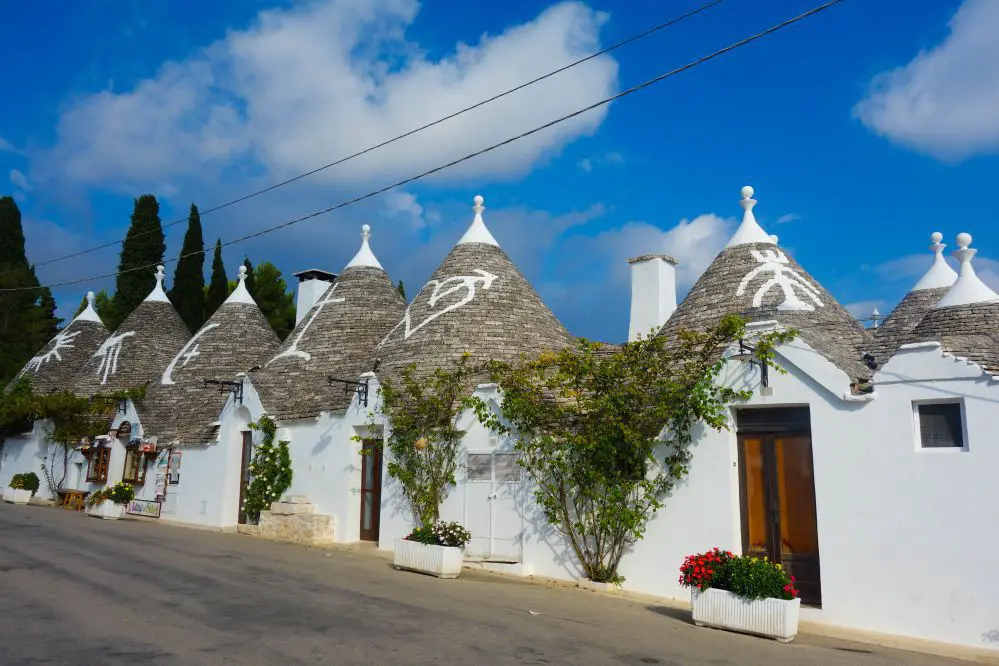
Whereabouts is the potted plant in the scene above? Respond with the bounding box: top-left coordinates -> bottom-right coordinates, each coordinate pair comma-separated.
6,473 -> 39,505
394,521 -> 472,579
679,547 -> 801,642
85,481 -> 135,520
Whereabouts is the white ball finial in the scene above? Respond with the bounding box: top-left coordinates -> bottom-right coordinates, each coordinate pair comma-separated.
931,231 -> 943,244
155,265 -> 165,280
87,291 -> 96,305
957,232 -> 972,249
473,195 -> 484,206
741,185 -> 754,200
362,224 -> 371,234
238,265 -> 247,282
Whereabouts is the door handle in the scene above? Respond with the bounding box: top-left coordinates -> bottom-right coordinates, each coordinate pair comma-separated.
488,494 -> 497,500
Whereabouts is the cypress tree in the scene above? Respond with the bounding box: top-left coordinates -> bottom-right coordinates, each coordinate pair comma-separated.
168,204 -> 206,333
254,262 -> 296,340
0,197 -> 58,384
396,280 -> 406,301
112,194 -> 165,328
242,257 -> 257,300
206,239 -> 229,318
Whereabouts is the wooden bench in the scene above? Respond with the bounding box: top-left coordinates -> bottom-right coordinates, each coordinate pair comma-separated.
57,490 -> 89,511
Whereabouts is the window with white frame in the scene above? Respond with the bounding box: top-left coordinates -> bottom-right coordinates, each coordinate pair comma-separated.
916,402 -> 965,449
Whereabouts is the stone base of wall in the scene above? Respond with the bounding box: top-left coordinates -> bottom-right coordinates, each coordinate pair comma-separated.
244,495 -> 335,546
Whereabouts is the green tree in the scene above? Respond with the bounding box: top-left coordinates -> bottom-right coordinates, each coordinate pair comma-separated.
396,280 -> 406,301
112,194 -> 165,328
242,257 -> 257,300
72,290 -> 115,322
254,262 -> 296,339
372,354 -> 481,526
477,317 -> 797,584
205,239 -> 229,318
0,197 -> 59,385
168,204 -> 206,333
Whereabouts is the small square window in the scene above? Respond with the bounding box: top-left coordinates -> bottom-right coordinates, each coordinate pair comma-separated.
917,402 -> 964,449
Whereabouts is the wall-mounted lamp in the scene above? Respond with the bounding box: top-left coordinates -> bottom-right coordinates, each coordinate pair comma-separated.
731,339 -> 769,389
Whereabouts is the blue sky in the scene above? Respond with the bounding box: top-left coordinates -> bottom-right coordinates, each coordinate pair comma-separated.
1,0 -> 996,341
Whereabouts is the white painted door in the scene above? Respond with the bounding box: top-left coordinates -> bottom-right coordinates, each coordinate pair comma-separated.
464,452 -> 523,563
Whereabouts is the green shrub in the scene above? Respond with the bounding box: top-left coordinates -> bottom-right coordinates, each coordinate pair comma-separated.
679,547 -> 798,601
20,472 -> 39,495
405,521 -> 472,549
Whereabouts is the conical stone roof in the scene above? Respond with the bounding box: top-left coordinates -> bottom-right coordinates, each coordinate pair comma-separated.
910,233 -> 999,375
11,292 -> 109,394
73,266 -> 192,397
871,232 -> 957,362
375,196 -> 573,390
255,225 -> 406,421
659,187 -> 874,386
140,267 -> 281,446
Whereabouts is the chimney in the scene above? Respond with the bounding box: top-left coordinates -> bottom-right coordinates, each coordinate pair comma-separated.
292,269 -> 337,326
627,254 -> 678,342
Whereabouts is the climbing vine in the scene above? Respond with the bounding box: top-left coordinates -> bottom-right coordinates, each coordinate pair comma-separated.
242,415 -> 293,523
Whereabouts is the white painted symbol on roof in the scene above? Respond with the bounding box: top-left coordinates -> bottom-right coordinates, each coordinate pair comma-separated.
268,283 -> 345,365
21,329 -> 81,375
162,323 -> 220,385
94,331 -> 137,384
380,269 -> 499,344
736,248 -> 823,312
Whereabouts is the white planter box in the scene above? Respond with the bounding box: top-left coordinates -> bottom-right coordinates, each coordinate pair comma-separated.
691,588 -> 801,642
9,489 -> 32,505
87,501 -> 124,520
393,539 -> 464,579
2,488 -> 13,503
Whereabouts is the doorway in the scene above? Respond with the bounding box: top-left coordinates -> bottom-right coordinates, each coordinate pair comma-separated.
464,452 -> 523,563
736,407 -> 822,606
237,431 -> 253,525
359,440 -> 382,542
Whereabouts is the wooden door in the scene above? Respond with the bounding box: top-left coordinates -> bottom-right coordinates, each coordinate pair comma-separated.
737,409 -> 822,606
237,431 -> 253,525
359,440 -> 382,542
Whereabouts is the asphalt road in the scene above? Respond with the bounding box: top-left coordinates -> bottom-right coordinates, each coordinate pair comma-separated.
0,503 -> 974,665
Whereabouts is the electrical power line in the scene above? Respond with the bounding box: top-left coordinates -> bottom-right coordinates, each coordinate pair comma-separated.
12,0 -> 727,275
3,0 -> 846,294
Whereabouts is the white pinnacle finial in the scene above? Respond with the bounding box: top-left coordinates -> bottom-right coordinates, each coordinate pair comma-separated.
345,223 -> 383,269
74,290 -> 104,323
145,264 -> 170,302
225,264 -> 255,305
912,231 -> 958,291
458,194 -> 499,247
933,232 -> 999,308
726,185 -> 775,248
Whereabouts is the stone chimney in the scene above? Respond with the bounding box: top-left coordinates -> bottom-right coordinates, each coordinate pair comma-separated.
628,254 -> 678,342
292,269 -> 337,326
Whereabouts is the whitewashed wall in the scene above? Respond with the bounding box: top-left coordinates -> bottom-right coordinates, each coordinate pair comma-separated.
0,421 -> 51,498
375,339 -> 999,652
278,373 -> 386,543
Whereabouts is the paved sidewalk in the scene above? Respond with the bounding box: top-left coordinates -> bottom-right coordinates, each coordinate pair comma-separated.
0,503 -> 988,665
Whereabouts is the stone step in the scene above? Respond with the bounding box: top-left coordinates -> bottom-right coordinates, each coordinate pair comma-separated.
269,501 -> 315,515
284,495 -> 311,504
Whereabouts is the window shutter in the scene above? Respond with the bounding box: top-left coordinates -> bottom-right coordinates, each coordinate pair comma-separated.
918,403 -> 963,448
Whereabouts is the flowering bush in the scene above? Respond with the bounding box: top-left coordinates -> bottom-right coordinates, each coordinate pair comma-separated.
241,416 -> 293,523
405,521 -> 472,549
9,472 -> 40,495
86,481 -> 135,508
679,547 -> 798,601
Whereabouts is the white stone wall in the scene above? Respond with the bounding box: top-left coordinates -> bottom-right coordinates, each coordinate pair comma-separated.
375,340 -> 999,652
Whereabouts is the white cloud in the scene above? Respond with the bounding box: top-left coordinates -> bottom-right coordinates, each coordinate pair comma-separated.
383,190 -> 424,228
577,213 -> 735,292
10,169 -> 32,192
0,137 -> 18,154
843,299 -> 886,321
776,213 -> 800,224
35,0 -> 618,192
576,151 -> 623,172
577,158 -> 592,172
854,0 -> 999,160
